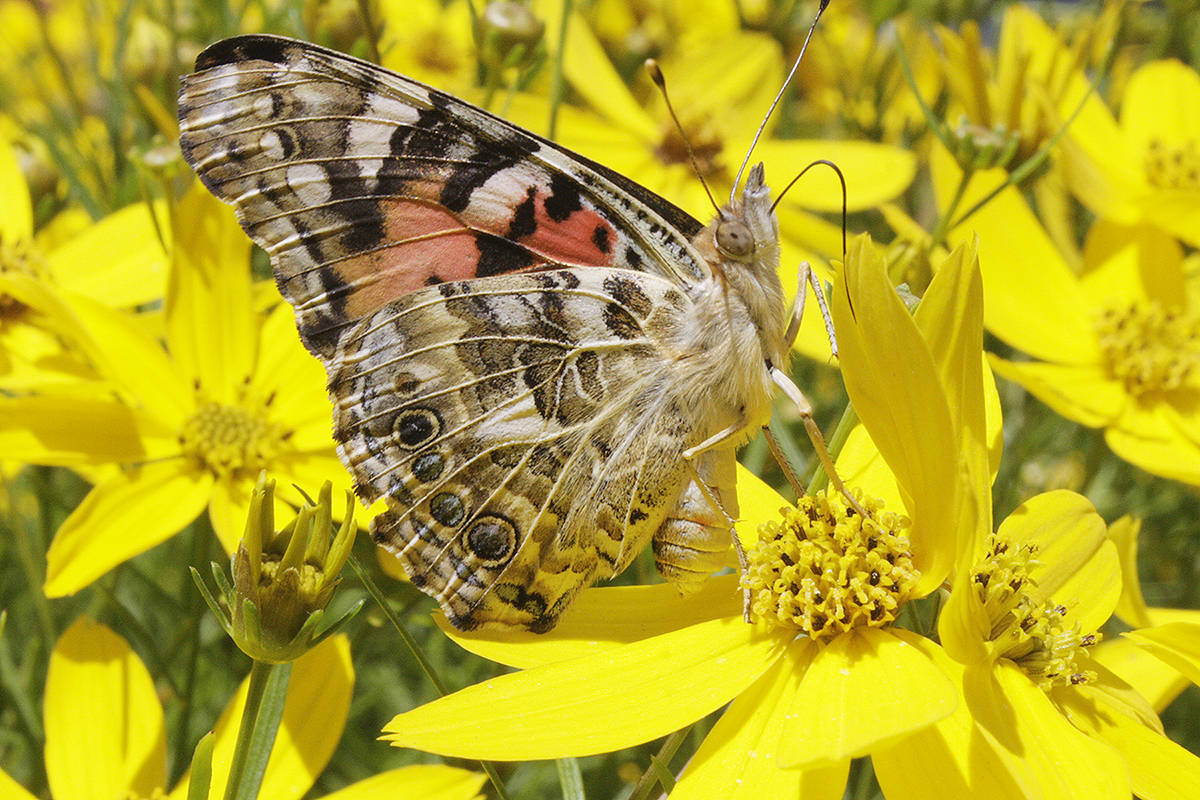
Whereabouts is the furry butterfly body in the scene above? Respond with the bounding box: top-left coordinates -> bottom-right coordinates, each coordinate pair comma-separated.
178,34 -> 789,632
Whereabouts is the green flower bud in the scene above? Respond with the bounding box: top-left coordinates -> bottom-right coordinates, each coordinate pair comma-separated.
193,475 -> 360,663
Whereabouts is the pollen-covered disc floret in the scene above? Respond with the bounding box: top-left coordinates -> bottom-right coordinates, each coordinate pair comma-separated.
742,490 -> 918,642
179,400 -> 286,479
973,534 -> 1102,690
1094,299 -> 1200,397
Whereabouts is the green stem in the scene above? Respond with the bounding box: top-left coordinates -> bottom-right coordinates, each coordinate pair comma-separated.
627,728 -> 690,800
927,165 -> 974,247
171,524 -> 209,780
349,556 -> 514,800
223,660 -> 292,800
547,0 -> 573,139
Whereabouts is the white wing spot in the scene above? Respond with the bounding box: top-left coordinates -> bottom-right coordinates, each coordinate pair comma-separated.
286,163 -> 332,205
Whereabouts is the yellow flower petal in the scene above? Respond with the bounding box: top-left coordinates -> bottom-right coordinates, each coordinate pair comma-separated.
1056,74 -> 1142,223
45,463 -> 213,597
1125,622 -> 1200,689
873,643 -> 1035,800
555,9 -> 657,140
1109,515 -> 1153,628
441,575 -> 743,668
672,645 -> 850,800
1055,682 -> 1200,800
756,139 -> 917,211
1079,221 -> 1187,308
988,356 -> 1125,429
247,304 -> 331,430
663,30 -> 783,138
833,235 -> 958,593
1120,60 -> 1200,171
48,201 -> 170,307
914,241 -> 991,556
734,462 -> 791,541
931,144 -> 1098,364
1093,637 -> 1191,714
45,618 -> 166,800
0,394 -> 149,466
967,661 -> 1129,799
319,765 -> 486,800
996,490 -> 1118,633
781,629 -> 957,767
1104,404 -> 1200,485
0,136 -> 32,242
171,635 -> 354,800
165,186 -> 256,403
384,617 -> 782,760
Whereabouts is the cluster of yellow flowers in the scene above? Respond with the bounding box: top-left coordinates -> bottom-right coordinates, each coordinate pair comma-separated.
2,0 -> 1200,798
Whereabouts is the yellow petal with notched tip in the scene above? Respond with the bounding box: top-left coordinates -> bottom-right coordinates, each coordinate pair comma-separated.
780,629 -> 957,767
385,617 -> 782,760
988,356 -> 1124,429
45,619 -> 166,800
931,143 -> 1098,364
1125,623 -> 1200,689
165,186 -> 256,405
440,574 -> 743,668
48,201 -> 169,308
1055,681 -> 1200,800
671,643 -> 850,800
755,139 -> 917,212
45,463 -> 213,597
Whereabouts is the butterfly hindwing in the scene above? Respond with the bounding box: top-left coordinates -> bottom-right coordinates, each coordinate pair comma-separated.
332,268 -> 694,631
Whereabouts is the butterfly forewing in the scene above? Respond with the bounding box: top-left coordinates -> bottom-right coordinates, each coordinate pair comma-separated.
178,35 -> 709,357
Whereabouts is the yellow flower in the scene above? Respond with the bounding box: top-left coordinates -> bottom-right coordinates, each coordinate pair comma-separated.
933,3 -> 1119,171
1058,57 -> 1200,247
0,135 -> 169,390
378,237 -> 996,797
0,618 -> 485,800
1093,515 -> 1200,714
0,185 -> 354,596
377,0 -> 477,92
796,0 -> 941,143
931,144 -> 1200,485
878,488 -> 1200,800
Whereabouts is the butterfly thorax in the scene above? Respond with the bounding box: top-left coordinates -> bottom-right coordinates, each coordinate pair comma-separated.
673,164 -> 786,440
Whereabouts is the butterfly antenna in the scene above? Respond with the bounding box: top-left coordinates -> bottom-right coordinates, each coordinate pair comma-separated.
646,59 -> 721,215
730,0 -> 830,205
770,158 -> 848,255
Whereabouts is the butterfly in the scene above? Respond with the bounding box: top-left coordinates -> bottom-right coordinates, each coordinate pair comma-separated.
178,34 -> 820,633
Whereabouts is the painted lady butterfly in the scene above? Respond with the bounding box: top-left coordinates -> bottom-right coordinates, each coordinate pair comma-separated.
178,33 -> 822,632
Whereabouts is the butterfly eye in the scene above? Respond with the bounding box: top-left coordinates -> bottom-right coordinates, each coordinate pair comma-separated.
716,219 -> 755,259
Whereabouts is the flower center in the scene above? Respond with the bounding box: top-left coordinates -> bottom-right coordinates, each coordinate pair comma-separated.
742,490 -> 917,641
1144,137 -> 1200,191
415,29 -> 462,75
972,535 -> 1101,689
179,401 -> 286,480
1094,299 -> 1200,397
655,119 -> 723,177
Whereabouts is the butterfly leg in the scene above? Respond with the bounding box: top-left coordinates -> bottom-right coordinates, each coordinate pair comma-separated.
784,260 -> 839,357
770,365 -> 869,517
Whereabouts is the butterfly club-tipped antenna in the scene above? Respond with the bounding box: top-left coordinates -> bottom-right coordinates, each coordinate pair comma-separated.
645,58 -> 722,216
730,0 -> 830,204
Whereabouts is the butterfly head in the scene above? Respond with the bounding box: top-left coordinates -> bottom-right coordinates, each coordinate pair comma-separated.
714,163 -> 778,266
